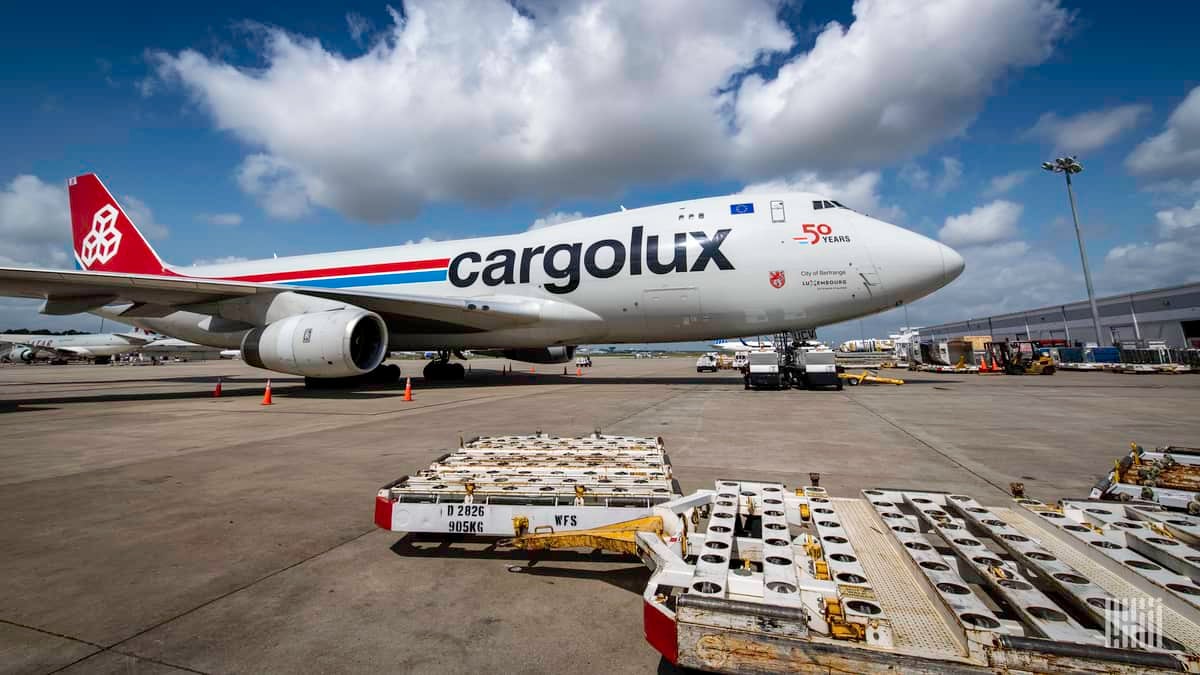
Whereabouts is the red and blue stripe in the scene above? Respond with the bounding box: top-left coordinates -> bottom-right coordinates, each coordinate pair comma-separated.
217,257 -> 450,288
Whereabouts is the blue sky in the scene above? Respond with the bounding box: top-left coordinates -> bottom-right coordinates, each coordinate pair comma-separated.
2,0 -> 1199,345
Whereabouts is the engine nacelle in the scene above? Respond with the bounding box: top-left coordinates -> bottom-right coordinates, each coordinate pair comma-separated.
241,309 -> 388,378
502,346 -> 576,364
5,346 -> 34,363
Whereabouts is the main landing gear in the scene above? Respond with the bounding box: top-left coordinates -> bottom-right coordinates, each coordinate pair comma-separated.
423,351 -> 466,381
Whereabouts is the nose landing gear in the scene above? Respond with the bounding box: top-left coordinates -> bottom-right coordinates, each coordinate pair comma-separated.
423,351 -> 466,381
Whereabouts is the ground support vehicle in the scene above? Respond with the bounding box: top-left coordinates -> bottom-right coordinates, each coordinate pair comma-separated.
375,435 -> 1200,673
695,353 -> 718,373
792,348 -> 841,389
575,355 -> 592,367
985,341 -> 1057,375
745,350 -> 785,390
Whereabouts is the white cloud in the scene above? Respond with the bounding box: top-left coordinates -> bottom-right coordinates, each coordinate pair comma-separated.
937,199 -> 1022,247
120,194 -> 170,239
983,170 -> 1030,196
912,240 -> 1077,319
0,175 -> 71,268
346,12 -> 373,46
529,211 -> 584,230
235,154 -> 313,220
153,0 -> 1069,222
403,236 -> 439,246
900,157 -> 962,195
197,212 -> 243,226
191,255 -> 250,266
1127,86 -> 1200,180
742,170 -> 903,221
1155,201 -> 1200,238
1101,201 -> 1200,291
1026,104 -> 1149,152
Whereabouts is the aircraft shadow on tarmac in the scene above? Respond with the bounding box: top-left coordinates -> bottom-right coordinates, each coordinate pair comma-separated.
389,533 -> 649,595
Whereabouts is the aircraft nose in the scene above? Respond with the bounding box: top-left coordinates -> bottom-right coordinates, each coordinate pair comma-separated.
939,242 -> 965,283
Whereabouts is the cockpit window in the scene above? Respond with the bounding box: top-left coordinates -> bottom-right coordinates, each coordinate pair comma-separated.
822,200 -> 836,209
812,200 -> 824,210
832,201 -> 846,208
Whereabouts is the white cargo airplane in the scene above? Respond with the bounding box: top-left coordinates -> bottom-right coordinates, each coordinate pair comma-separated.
0,174 -> 963,382
0,328 -> 159,364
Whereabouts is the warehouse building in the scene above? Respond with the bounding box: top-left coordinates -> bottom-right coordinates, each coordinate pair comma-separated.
920,282 -> 1200,348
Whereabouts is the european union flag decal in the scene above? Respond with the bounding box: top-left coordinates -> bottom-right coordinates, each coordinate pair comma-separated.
730,202 -> 755,215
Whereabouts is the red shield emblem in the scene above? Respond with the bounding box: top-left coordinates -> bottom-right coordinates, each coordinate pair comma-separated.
769,270 -> 786,289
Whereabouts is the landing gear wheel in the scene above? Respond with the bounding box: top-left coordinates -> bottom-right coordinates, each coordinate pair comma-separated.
423,360 -> 466,381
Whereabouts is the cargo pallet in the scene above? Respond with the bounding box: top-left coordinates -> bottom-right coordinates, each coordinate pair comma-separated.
375,435 -> 1200,673
1093,444 -> 1200,511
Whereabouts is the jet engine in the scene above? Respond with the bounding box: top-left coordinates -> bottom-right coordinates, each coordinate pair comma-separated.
241,309 -> 388,378
4,346 -> 34,363
501,346 -> 576,364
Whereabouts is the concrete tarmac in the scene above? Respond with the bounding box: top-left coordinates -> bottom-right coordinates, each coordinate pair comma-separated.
1,357 -> 1198,673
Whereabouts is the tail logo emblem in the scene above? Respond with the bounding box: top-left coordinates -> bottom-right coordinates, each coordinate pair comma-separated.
80,204 -> 122,267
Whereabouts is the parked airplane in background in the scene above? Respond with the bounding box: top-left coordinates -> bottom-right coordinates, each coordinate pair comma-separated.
0,328 -> 160,364
0,174 -> 963,383
711,337 -> 775,352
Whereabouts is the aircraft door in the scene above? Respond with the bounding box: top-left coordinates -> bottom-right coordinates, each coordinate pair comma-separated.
641,287 -> 702,334
770,200 -> 786,223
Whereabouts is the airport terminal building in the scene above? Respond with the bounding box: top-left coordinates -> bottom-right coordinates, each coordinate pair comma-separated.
919,282 -> 1200,348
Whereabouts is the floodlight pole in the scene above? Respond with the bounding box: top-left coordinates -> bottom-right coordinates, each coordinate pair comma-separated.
1045,157 -> 1106,346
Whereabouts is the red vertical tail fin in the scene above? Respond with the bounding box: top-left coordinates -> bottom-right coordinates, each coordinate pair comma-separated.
69,174 -> 172,276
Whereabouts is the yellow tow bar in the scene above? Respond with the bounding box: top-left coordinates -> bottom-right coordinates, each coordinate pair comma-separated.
838,370 -> 905,386
500,515 -> 665,556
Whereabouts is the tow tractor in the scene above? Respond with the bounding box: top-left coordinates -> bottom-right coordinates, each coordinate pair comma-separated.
375,433 -> 1200,673
772,332 -> 842,390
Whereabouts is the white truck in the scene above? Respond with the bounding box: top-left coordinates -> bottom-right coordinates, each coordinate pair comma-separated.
795,348 -> 842,390
695,353 -> 718,372
744,350 -> 785,390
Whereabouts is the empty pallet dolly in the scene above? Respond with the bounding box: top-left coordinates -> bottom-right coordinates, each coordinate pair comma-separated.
633,485 -> 1200,673
374,432 -> 679,535
374,437 -> 1200,672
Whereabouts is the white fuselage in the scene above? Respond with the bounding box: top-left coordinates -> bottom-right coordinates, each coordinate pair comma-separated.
0,333 -> 144,359
103,193 -> 962,351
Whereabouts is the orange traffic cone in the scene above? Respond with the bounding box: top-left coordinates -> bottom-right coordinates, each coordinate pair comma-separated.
261,379 -> 273,405
213,377 -> 222,397
530,366 -> 536,374
576,367 -> 582,376
404,377 -> 413,402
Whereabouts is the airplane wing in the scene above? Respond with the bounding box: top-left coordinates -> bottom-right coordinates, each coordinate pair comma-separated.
0,266 -> 593,334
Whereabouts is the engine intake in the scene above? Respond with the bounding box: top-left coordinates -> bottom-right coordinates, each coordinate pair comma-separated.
241,309 -> 388,378
502,346 -> 576,364
5,346 -> 34,363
